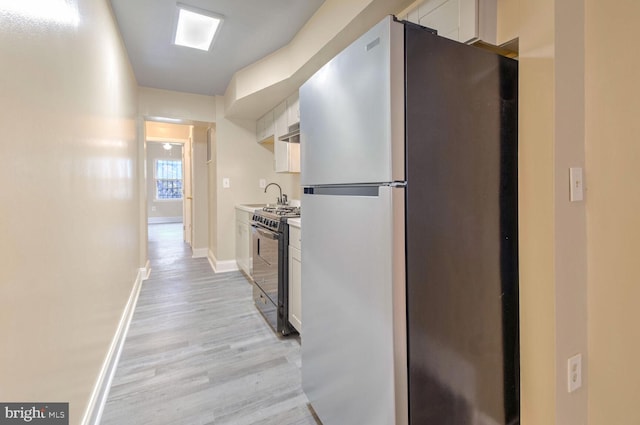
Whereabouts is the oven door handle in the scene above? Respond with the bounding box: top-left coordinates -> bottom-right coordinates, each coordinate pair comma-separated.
255,227 -> 278,240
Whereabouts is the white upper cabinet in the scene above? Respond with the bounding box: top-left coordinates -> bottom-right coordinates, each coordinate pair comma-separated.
257,91 -> 300,173
274,101 -> 289,172
286,91 -> 300,126
256,110 -> 274,143
403,0 -> 496,44
274,100 -> 300,173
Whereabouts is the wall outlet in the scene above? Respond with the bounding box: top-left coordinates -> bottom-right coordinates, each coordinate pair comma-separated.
259,178 -> 266,188
567,353 -> 582,392
223,177 -> 230,189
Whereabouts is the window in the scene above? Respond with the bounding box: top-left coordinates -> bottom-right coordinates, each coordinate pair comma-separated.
155,159 -> 183,200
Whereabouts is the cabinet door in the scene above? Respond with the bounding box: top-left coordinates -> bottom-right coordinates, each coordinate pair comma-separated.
256,116 -> 264,142
236,219 -> 243,267
274,102 -> 289,172
288,143 -> 300,173
287,91 -> 300,126
263,110 -> 274,140
241,221 -> 251,276
235,216 -> 251,277
288,245 -> 302,332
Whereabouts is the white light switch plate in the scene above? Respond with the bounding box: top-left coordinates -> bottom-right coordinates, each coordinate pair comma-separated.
259,179 -> 266,188
569,167 -> 584,202
223,177 -> 230,189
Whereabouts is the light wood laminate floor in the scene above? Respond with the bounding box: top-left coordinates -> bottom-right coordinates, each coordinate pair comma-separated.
101,223 -> 320,425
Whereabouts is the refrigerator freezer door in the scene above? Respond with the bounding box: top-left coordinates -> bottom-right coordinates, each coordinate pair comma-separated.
301,185 -> 407,425
300,16 -> 405,186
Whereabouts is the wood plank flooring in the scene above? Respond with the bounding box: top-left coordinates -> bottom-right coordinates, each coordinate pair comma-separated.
101,223 -> 320,425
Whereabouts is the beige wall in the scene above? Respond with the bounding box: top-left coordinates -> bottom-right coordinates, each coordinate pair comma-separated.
0,0 -> 140,423
211,96 -> 300,262
496,0 -> 640,423
139,87 -> 216,123
585,2 -> 640,424
146,121 -> 191,140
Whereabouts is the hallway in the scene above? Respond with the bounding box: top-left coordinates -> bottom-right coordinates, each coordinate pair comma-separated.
101,223 -> 319,425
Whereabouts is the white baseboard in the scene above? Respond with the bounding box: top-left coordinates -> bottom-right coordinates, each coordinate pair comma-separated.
80,268 -> 145,425
191,247 -> 208,259
148,216 -> 183,224
207,249 -> 239,273
139,260 -> 151,280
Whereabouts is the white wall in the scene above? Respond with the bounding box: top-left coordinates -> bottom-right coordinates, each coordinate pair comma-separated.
0,0 -> 140,423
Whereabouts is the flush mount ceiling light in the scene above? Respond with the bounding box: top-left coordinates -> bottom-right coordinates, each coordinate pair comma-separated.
174,3 -> 223,51
163,143 -> 173,151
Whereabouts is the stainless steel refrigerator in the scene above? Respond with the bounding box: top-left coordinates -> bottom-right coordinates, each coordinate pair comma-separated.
300,16 -> 519,425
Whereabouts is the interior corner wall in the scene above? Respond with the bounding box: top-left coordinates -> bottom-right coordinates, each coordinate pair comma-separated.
208,126 -> 219,258
585,2 -> 640,424
212,96 -> 300,262
191,126 -> 210,252
0,0 -> 140,422
553,1 -> 588,424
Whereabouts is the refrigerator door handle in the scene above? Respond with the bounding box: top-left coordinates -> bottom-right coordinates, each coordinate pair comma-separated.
303,186 -> 381,197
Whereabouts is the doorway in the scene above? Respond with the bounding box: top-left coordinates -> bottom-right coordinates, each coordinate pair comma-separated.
142,119 -> 211,270
146,141 -> 185,225
145,120 -> 193,260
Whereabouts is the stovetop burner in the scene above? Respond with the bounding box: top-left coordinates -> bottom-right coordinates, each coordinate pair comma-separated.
252,205 -> 301,232
262,205 -> 301,216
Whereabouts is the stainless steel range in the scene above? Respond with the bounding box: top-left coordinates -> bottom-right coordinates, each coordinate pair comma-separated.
250,205 -> 300,335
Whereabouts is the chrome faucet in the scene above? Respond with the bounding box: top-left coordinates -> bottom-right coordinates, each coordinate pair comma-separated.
264,182 -> 287,205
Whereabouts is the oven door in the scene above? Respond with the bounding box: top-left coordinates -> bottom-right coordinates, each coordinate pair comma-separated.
251,224 -> 280,328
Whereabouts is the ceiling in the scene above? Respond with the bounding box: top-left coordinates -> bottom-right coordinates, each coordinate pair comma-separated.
109,0 -> 325,97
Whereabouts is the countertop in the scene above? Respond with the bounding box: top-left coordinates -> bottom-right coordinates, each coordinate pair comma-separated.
287,217 -> 301,228
235,204 -> 267,213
